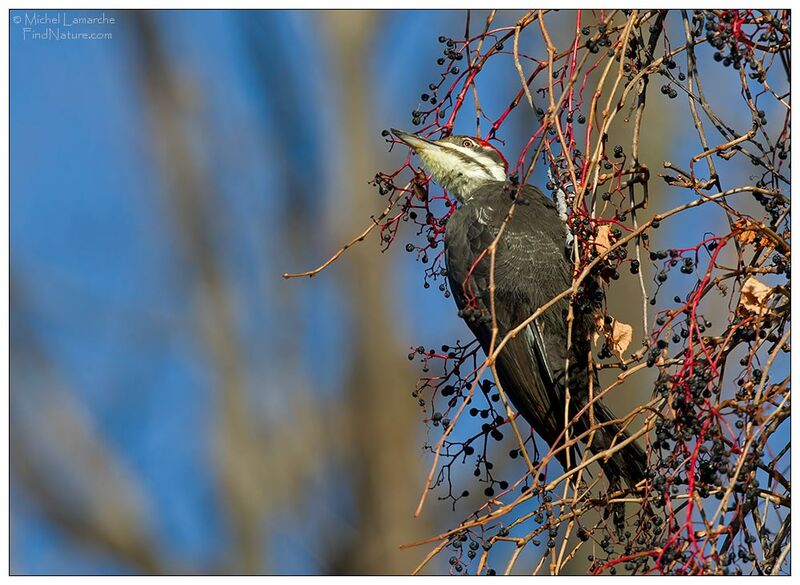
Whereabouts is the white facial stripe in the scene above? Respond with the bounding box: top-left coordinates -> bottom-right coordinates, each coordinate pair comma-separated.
445,142 -> 478,158
416,140 -> 506,200
474,152 -> 506,181
443,143 -> 506,181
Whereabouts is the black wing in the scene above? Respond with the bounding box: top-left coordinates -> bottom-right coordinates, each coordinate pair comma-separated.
444,183 -> 646,486
444,183 -> 579,467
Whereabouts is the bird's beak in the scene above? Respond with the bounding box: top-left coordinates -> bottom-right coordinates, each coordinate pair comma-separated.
391,128 -> 437,153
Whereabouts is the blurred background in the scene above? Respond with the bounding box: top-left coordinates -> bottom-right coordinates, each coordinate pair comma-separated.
10,9 -> 788,575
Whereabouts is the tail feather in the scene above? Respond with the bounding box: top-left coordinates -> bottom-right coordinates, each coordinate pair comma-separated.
581,399 -> 647,490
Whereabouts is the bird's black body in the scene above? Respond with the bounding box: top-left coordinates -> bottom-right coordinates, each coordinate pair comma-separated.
389,127 -> 646,488
445,182 -> 645,488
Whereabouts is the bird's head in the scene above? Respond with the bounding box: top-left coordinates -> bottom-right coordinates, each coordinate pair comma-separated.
392,129 -> 508,201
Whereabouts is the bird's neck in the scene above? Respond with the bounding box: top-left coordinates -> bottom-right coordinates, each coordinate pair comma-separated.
446,176 -> 498,203
424,160 -> 505,202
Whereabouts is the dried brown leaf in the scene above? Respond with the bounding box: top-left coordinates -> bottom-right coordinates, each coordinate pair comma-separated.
732,217 -> 759,245
608,319 -> 633,358
732,217 -> 771,249
593,224 -> 612,254
594,315 -> 633,359
412,168 -> 428,202
740,276 -> 773,314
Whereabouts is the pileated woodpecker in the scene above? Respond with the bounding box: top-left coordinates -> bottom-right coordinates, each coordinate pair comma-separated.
392,129 -> 645,489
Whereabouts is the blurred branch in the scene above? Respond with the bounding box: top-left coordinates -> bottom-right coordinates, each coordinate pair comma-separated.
129,12 -> 328,573
11,309 -> 170,574
317,10 -> 433,575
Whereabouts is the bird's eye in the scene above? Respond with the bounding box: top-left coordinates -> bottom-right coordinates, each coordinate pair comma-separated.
461,138 -> 474,148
